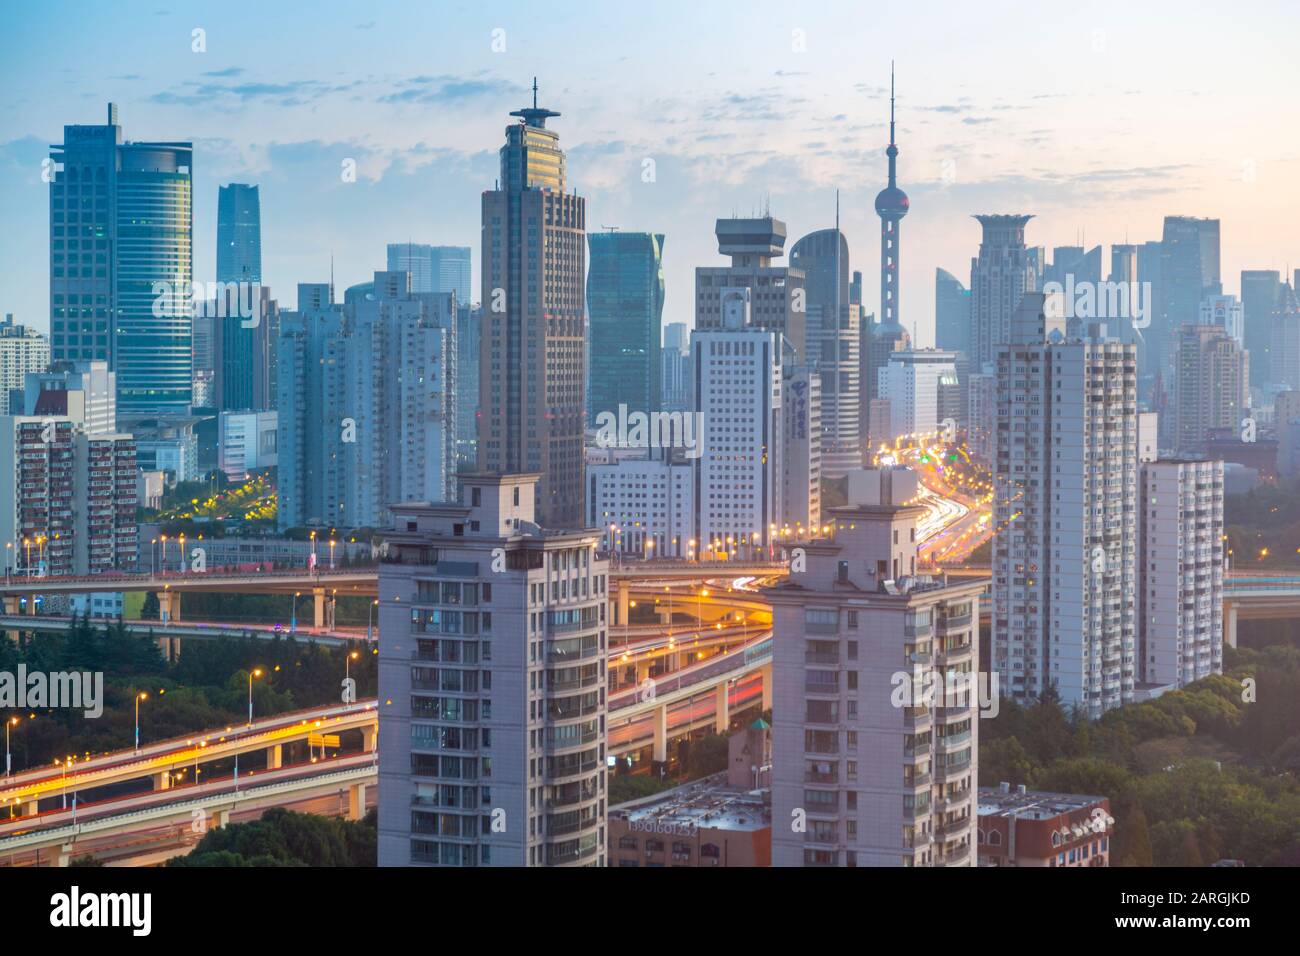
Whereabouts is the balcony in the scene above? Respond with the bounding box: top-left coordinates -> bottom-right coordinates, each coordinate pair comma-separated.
934,842 -> 971,866
934,816 -> 971,838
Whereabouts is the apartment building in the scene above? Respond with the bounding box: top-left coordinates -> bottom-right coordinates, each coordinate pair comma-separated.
768,503 -> 985,866
377,473 -> 609,867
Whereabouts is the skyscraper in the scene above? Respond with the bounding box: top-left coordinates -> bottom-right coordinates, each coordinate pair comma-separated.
216,184 -> 261,284
276,284 -> 349,531
456,303 -> 482,470
790,226 -> 860,477
1171,324 -> 1249,455
50,104 -> 193,416
875,65 -> 909,337
934,268 -> 971,355
661,322 -> 692,412
970,214 -> 1037,369
1270,282 -> 1300,392
1153,216 -> 1221,381
586,231 -> 665,421
479,83 -> 587,528
992,293 -> 1138,716
386,244 -> 472,301
695,217 -> 805,358
1241,269 -> 1281,387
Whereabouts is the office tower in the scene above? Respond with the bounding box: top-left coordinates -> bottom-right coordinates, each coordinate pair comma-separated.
875,67 -> 910,337
970,214 -> 1037,369
768,505 -> 985,867
864,397 -> 892,458
781,364 -> 822,537
21,360 -> 115,435
386,244 -> 472,301
217,409 -> 277,479
1270,283 -> 1300,392
216,183 -> 262,284
456,303 -> 482,470
693,288 -> 784,552
51,104 -> 193,415
992,294 -> 1138,717
661,322 -> 692,412
695,217 -> 805,358
1241,270 -> 1281,387
586,231 -> 666,421
377,473 -> 609,867
1104,244 -> 1145,353
790,227 -> 860,477
276,283 -> 349,530
877,349 -> 958,442
479,87 -> 586,528
934,269 -> 971,355
588,452 -> 695,557
1043,245 -> 1102,289
0,416 -> 137,576
1138,459 -> 1224,692
214,286 -> 278,412
350,271 -> 458,525
1171,325 -> 1249,455
1200,294 -> 1244,347
1151,217 -> 1221,382
966,363 -> 997,462
0,316 -> 51,415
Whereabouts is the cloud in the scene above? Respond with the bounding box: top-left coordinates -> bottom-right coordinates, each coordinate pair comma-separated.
378,75 -> 522,105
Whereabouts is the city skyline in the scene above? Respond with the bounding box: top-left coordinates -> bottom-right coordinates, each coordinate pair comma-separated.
4,1 -> 1299,347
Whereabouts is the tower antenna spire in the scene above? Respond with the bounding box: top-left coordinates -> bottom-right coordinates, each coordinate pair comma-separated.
533,76 -> 538,109
889,60 -> 896,148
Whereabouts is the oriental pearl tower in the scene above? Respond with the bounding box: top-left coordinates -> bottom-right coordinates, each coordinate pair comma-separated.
865,63 -> 911,421
875,62 -> 909,334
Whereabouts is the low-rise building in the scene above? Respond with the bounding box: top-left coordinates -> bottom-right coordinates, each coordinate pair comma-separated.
609,773 -> 771,867
976,786 -> 1113,867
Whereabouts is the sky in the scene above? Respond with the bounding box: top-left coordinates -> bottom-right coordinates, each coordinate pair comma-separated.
3,0 -> 1300,346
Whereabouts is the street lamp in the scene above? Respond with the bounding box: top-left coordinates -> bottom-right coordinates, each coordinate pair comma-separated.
367,598 -> 379,641
177,533 -> 186,572
291,591 -> 301,634
159,534 -> 168,574
134,691 -> 148,753
329,538 -> 337,570
247,668 -> 264,726
346,649 -> 360,683
150,538 -> 158,575
4,716 -> 18,777
310,530 -> 318,571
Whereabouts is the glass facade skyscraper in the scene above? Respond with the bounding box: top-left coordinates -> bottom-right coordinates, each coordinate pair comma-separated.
216,183 -> 261,283
386,244 -> 471,302
50,103 -> 193,416
586,231 -> 665,421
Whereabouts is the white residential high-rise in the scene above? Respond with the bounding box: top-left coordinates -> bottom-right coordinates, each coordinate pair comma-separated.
588,453 -> 695,558
377,473 -> 609,867
992,293 -> 1139,717
1138,459 -> 1225,691
0,316 -> 50,416
1171,324 -> 1248,455
877,349 -> 957,442
692,288 -> 783,554
350,271 -> 457,523
768,503 -> 986,867
21,360 -> 115,435
781,364 -> 822,538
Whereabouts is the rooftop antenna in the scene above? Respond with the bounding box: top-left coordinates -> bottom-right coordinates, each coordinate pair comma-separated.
329,253 -> 334,303
533,76 -> 538,109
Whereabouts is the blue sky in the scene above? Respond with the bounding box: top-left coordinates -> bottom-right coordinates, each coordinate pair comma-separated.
3,0 -> 1299,343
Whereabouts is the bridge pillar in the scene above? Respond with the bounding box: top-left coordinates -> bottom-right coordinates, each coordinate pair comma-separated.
2,595 -> 17,643
615,580 -> 630,627
652,705 -> 667,763
347,781 -> 367,820
267,744 -> 283,769
26,594 -> 38,615
1225,603 -> 1238,650
152,771 -> 171,791
760,663 -> 773,712
361,724 -> 377,753
715,681 -> 730,734
22,799 -> 38,817
215,807 -> 231,829
56,845 -> 73,867
158,590 -> 181,623
313,588 -> 327,629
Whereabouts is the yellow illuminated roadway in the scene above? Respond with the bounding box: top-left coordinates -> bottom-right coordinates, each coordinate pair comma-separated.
0,701 -> 376,813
